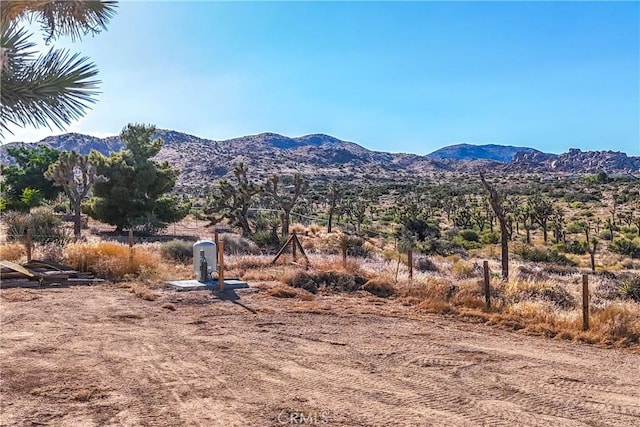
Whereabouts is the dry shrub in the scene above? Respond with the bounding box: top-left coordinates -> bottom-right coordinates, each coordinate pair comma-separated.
313,256 -> 365,276
362,277 -> 395,298
287,270 -> 367,294
400,277 -> 457,305
159,239 -> 194,262
64,241 -> 163,282
503,278 -> 575,309
308,224 -> 322,236
290,223 -> 306,234
288,271 -> 319,293
620,258 -> 640,270
33,242 -> 66,264
316,270 -> 367,292
451,260 -> 477,279
540,263 -> 579,276
0,242 -> 25,262
590,302 -> 640,345
452,279 -> 486,309
417,299 -> 458,315
228,255 -> 272,271
268,286 -> 299,298
445,254 -> 462,264
218,233 -> 261,255
414,256 -> 439,272
238,260 -> 298,284
505,301 -> 564,324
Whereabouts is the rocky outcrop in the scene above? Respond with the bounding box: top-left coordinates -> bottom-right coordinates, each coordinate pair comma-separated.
507,148 -> 640,174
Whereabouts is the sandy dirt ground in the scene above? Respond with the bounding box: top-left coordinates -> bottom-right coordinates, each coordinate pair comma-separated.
1,284 -> 639,427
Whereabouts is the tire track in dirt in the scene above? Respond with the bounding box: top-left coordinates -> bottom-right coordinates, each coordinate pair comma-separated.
3,287 -> 640,427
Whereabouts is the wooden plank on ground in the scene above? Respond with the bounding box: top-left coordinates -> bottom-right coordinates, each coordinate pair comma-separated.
23,260 -> 76,271
0,260 -> 41,278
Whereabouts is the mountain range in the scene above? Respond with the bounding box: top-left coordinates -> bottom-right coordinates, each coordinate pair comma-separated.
2,131 -> 639,187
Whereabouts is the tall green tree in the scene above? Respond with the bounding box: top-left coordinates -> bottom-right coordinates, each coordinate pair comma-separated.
86,123 -> 188,232
1,1 -> 117,138
45,150 -> 103,239
206,162 -> 262,237
3,144 -> 61,209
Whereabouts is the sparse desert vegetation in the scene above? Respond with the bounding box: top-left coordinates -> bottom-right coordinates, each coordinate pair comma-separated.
2,213 -> 639,348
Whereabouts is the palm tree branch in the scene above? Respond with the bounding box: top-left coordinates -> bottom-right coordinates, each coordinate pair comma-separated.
1,48 -> 100,136
0,1 -> 118,42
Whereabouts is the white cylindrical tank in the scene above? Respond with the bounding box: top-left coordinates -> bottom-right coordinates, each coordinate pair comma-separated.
193,240 -> 217,281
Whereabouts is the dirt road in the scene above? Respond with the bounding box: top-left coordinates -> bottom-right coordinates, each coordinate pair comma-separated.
1,284 -> 639,426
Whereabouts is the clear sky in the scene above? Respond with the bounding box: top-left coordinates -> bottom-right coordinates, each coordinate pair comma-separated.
4,1 -> 640,155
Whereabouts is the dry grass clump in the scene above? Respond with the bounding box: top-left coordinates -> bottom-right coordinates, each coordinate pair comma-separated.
362,277 -> 395,298
64,241 -> 163,282
414,255 -> 439,272
588,302 -> 640,346
228,255 -> 273,274
218,233 -> 261,255
0,242 -> 25,262
400,276 -> 462,314
400,277 -> 457,305
451,279 -> 486,310
287,270 -> 368,294
503,278 -> 575,309
311,254 -> 370,276
265,285 -> 314,300
504,301 -> 572,326
290,223 -> 325,237
451,260 -> 477,279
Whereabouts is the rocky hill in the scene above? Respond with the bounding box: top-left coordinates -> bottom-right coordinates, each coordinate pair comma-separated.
508,148 -> 640,174
2,131 -> 638,187
427,143 -> 540,162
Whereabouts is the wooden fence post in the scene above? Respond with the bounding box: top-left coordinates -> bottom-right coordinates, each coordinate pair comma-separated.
292,232 -> 297,261
25,228 -> 32,262
128,229 -> 134,267
582,274 -> 590,331
214,231 -> 219,252
483,260 -> 491,310
218,242 -> 225,292
342,238 -> 347,268
408,250 -> 413,281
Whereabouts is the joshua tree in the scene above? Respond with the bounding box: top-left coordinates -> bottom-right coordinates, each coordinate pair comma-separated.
530,194 -> 554,244
582,222 -> 598,272
45,150 -> 104,239
480,173 -> 509,279
207,162 -> 262,237
264,172 -> 307,237
326,180 -> 343,233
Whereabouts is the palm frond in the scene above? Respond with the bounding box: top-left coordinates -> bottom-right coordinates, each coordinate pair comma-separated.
1,47 -> 100,137
0,1 -> 118,42
1,22 -> 36,72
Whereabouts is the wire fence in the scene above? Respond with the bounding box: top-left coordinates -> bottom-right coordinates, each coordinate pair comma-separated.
0,206 -> 398,249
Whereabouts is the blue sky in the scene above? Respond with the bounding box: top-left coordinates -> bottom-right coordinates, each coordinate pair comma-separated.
5,1 -> 640,155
